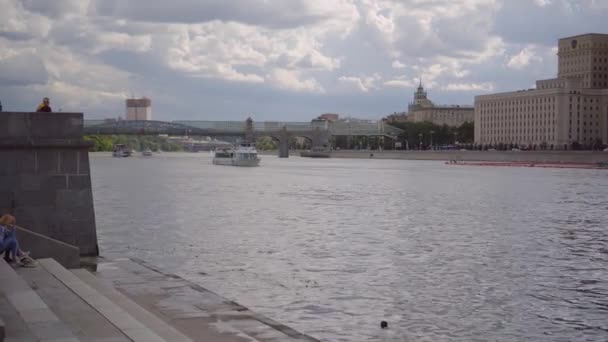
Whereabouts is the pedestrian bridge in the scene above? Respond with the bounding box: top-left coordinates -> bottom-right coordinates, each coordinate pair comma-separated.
83,119 -> 403,157
83,119 -> 402,137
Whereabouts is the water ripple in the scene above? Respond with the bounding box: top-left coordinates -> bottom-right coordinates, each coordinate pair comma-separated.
91,154 -> 608,342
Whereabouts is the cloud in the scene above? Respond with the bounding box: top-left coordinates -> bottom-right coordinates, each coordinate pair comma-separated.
443,82 -> 495,92
384,79 -> 416,88
0,0 -> 606,120
268,69 -> 324,93
338,75 -> 380,92
507,46 -> 543,70
392,60 -> 406,69
94,0 -> 358,29
0,52 -> 48,86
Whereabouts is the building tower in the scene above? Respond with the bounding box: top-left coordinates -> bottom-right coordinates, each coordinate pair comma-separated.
413,80 -> 428,105
126,97 -> 152,121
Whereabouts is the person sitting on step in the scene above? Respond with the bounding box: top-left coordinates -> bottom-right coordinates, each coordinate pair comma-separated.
0,214 -> 31,265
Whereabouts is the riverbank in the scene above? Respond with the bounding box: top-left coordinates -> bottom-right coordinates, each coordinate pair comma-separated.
329,150 -> 608,164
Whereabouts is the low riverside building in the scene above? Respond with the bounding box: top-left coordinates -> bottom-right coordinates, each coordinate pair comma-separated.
383,83 -> 474,126
475,33 -> 608,149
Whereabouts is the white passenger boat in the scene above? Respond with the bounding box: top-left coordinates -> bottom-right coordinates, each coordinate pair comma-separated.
213,143 -> 260,167
112,144 -> 133,157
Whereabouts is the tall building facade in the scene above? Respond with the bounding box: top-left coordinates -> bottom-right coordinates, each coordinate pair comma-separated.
475,33 -> 608,148
408,83 -> 474,127
126,98 -> 152,121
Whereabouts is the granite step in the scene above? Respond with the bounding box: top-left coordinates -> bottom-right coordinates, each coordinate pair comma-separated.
71,268 -> 192,342
0,259 -> 81,341
17,263 -> 131,342
37,258 -> 167,342
91,258 -> 319,342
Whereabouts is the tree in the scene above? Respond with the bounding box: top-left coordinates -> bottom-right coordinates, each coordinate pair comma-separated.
388,121 -> 475,149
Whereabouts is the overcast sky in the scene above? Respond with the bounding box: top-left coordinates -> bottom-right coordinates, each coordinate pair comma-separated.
1,0 -> 607,121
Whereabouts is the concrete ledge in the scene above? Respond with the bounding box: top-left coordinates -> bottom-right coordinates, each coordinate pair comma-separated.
38,259 -> 165,342
0,112 -> 83,140
16,226 -> 80,269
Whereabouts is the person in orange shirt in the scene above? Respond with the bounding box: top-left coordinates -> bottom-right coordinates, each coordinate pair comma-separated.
36,97 -> 52,112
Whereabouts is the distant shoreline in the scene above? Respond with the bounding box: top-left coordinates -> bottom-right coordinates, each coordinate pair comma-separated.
90,150 -> 608,164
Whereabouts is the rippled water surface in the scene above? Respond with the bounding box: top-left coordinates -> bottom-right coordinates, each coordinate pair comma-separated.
91,153 -> 608,341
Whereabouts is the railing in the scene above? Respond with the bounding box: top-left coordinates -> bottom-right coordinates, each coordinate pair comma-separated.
15,226 -> 81,268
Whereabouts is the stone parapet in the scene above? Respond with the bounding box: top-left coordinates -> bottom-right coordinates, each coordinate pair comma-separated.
0,112 -> 98,256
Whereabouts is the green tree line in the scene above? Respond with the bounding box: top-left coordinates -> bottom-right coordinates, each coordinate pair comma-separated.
84,135 -> 183,152
388,121 -> 474,149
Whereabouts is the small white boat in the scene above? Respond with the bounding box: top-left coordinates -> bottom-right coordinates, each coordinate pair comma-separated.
112,144 -> 133,157
213,143 -> 260,167
142,149 -> 153,157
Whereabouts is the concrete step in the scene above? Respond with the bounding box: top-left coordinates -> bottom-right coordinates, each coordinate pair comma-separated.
37,258 -> 166,342
71,268 -> 192,342
92,258 -> 319,342
17,263 -> 131,341
0,260 -> 81,341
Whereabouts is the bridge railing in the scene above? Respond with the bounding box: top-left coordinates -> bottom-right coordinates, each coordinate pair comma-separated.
83,120 -> 403,136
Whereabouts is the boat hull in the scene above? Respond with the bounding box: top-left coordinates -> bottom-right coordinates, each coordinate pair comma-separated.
213,158 -> 260,167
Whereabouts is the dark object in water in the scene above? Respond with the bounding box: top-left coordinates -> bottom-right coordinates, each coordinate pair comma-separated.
381,321 -> 388,329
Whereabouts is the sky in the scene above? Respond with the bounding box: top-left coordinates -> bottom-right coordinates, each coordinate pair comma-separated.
1,0 -> 607,122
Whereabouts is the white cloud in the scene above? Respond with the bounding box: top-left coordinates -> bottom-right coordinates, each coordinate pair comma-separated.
443,82 -> 495,92
384,79 -> 416,88
338,74 -> 381,92
268,69 -> 324,93
533,0 -> 552,7
507,46 -> 543,70
391,60 -> 406,69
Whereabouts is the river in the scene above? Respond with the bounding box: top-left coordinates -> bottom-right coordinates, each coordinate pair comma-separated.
91,152 -> 608,342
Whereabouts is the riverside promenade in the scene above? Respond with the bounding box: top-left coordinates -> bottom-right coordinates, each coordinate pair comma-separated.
0,112 -> 319,342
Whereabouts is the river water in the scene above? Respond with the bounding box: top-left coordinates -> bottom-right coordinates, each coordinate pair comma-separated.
91,153 -> 608,342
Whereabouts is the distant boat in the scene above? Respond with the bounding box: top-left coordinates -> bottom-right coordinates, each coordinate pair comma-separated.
213,143 -> 260,167
112,144 -> 132,158
142,149 -> 153,157
301,147 -> 331,158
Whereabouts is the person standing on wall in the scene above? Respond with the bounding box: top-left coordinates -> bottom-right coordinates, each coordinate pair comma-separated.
36,97 -> 52,112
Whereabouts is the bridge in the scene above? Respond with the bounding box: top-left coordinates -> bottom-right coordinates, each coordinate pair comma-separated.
83,118 -> 403,157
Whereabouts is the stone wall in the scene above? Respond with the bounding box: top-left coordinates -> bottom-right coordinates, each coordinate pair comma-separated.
0,112 -> 98,256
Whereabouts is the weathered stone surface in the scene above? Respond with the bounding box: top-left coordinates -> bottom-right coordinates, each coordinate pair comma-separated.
0,112 -> 98,257
17,151 -> 37,174
67,175 -> 91,190
0,151 -> 18,176
15,190 -> 56,206
78,150 -> 90,175
19,175 -> 42,192
59,150 -> 79,174
36,150 -> 60,174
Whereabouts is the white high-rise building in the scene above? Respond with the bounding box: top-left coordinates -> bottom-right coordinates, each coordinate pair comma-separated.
475,33 -> 608,149
126,98 -> 152,121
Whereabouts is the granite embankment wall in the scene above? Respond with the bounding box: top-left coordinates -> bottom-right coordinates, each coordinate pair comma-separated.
0,112 -> 98,256
329,150 -> 608,163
